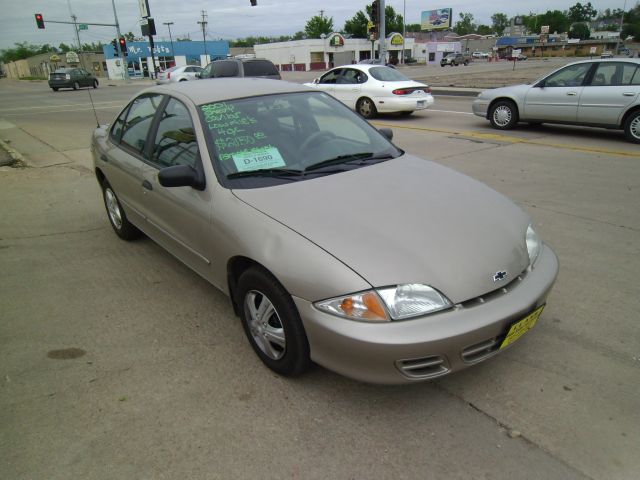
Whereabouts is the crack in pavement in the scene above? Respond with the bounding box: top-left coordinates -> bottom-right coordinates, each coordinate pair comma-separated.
1,226 -> 108,241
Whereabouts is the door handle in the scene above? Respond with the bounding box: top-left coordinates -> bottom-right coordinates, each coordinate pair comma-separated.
622,92 -> 635,97
566,92 -> 578,96
142,180 -> 153,191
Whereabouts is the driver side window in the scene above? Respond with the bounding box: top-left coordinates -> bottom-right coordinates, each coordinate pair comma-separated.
151,98 -> 199,169
544,63 -> 592,87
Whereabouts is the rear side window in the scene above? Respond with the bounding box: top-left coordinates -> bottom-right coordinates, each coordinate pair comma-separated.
243,60 -> 279,76
590,63 -> 639,86
120,94 -> 164,155
213,61 -> 239,78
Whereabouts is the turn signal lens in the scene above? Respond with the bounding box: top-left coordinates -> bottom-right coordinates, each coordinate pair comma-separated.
315,291 -> 389,322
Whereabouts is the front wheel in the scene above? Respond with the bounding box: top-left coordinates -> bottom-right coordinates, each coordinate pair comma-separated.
489,100 -> 518,130
52,87 -> 59,92
101,181 -> 141,240
356,97 -> 377,119
624,110 -> 640,144
73,82 -> 79,90
237,267 -> 311,376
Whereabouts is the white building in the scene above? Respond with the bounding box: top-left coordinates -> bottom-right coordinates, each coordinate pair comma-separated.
254,33 -> 415,71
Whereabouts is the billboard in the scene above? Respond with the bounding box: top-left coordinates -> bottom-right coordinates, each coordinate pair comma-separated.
421,8 -> 452,31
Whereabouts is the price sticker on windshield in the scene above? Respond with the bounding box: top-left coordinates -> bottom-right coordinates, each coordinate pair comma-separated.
232,146 -> 286,172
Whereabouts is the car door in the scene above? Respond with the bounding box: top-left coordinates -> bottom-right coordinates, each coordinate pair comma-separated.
577,62 -> 640,126
103,94 -> 165,225
332,68 -> 364,108
139,97 -> 212,276
78,69 -> 90,86
523,62 -> 594,122
313,68 -> 344,98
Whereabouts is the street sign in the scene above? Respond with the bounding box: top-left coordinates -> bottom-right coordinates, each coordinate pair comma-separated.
78,24 -> 88,30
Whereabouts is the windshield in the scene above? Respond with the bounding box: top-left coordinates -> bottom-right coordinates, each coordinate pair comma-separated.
199,91 -> 400,188
368,67 -> 410,82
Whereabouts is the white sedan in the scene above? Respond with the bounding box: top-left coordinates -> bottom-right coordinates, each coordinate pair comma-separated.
306,64 -> 434,118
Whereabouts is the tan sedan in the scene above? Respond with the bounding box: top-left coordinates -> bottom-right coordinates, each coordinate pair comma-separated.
92,79 -> 558,384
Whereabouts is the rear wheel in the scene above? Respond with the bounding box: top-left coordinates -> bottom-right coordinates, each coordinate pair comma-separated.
489,100 -> 518,130
52,87 -> 59,92
93,80 -> 98,89
356,97 -> 377,119
73,82 -> 79,90
237,267 -> 311,376
624,110 -> 640,144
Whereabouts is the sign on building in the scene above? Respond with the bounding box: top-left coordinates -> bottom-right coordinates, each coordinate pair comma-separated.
421,8 -> 452,31
66,51 -> 80,64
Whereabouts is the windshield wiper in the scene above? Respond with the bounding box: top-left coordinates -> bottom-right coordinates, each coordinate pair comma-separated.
304,152 -> 396,172
226,168 -> 304,179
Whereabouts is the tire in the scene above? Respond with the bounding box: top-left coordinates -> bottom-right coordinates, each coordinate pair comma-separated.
399,111 -> 414,116
237,267 -> 311,376
623,110 -> 640,144
356,97 -> 377,119
489,100 -> 518,130
101,180 -> 141,240
52,87 -> 59,92
464,60 -> 469,66
73,82 -> 79,90
179,78 -> 187,82
93,80 -> 98,89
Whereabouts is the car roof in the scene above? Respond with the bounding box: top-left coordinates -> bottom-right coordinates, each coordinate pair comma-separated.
568,58 -> 640,65
141,78 -> 315,106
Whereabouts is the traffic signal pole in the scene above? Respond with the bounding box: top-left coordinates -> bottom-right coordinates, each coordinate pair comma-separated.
110,0 -> 129,80
379,0 -> 386,64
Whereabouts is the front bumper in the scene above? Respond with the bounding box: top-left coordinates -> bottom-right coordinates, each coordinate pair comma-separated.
294,245 -> 558,384
472,98 -> 490,118
375,94 -> 435,113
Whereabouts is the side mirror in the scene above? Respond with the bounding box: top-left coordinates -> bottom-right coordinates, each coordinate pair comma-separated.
379,128 -> 393,141
195,72 -> 201,78
536,80 -> 545,88
313,78 -> 319,84
158,165 -> 205,191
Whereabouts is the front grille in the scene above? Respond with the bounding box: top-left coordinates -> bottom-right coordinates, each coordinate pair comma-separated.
396,355 -> 450,379
459,268 -> 529,309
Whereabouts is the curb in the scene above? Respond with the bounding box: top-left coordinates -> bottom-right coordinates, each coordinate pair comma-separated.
0,138 -> 27,168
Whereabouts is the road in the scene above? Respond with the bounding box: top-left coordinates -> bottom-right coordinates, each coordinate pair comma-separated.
1,78 -> 639,480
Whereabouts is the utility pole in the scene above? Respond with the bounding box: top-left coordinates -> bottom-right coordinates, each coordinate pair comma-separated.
402,0 -> 406,63
110,0 -> 128,79
379,0 -> 386,64
163,21 -> 175,57
198,10 -> 208,63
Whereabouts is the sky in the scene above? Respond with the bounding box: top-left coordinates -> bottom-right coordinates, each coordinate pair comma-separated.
0,0 -> 630,51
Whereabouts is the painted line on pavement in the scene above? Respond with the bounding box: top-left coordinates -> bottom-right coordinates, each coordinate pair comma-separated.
372,121 -> 640,159
428,109 -> 475,115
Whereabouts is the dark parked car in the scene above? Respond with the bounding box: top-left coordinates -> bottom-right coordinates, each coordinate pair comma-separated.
198,58 -> 281,80
48,67 -> 98,91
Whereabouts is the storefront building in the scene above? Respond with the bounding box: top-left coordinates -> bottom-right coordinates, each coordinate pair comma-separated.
254,33 -> 414,71
103,40 -> 229,79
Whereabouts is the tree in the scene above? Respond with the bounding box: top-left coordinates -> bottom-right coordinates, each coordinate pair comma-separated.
0,42 -> 55,62
523,10 -> 570,34
383,5 -> 404,33
304,14 -> 333,38
477,24 -> 493,35
491,13 -> 509,36
343,10 -> 369,38
58,43 -> 73,53
568,2 -> 597,23
569,22 -> 591,39
454,12 -> 476,35
124,32 -> 136,42
405,23 -> 421,32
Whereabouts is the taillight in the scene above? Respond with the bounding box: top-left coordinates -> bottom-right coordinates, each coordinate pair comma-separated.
425,86 -> 432,93
65,74 -> 71,80
392,88 -> 411,95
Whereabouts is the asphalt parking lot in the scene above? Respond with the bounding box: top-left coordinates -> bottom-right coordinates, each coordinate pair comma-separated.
1,70 -> 639,479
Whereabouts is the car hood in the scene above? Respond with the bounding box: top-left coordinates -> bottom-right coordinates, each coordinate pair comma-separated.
232,155 -> 530,304
480,84 -> 530,99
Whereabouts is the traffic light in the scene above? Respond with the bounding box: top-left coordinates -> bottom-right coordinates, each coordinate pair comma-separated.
111,39 -> 118,51
370,1 -> 379,24
119,37 -> 127,53
35,13 -> 45,29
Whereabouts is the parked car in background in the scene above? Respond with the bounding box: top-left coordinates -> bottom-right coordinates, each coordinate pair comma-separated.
472,58 -> 640,143
440,53 -> 470,67
92,78 -> 558,384
472,51 -> 489,59
198,58 -> 281,80
306,64 -> 434,118
48,67 -> 98,91
358,58 -> 397,69
505,53 -> 527,61
156,65 -> 203,84
601,50 -> 614,59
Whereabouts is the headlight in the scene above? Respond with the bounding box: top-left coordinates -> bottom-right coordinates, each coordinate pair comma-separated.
314,284 -> 452,322
526,223 -> 541,265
